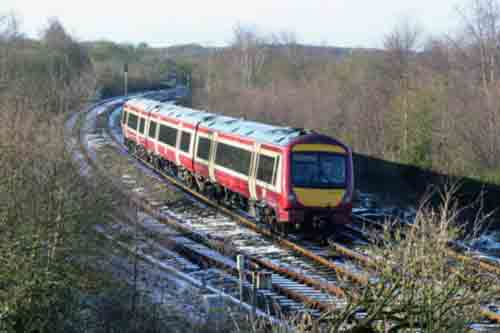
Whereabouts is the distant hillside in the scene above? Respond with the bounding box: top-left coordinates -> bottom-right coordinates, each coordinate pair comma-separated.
82,40 -> 382,61
161,43 -> 382,60
161,44 -> 216,58
265,44 -> 382,58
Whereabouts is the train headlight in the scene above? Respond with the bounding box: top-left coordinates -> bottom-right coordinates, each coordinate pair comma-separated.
288,193 -> 297,203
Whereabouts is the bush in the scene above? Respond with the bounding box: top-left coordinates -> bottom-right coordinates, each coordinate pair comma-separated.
323,190 -> 499,332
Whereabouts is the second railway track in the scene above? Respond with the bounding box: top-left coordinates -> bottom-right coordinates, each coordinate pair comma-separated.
70,94 -> 500,329
107,100 -> 500,324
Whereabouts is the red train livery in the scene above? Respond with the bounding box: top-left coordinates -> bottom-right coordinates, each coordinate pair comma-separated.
121,98 -> 354,233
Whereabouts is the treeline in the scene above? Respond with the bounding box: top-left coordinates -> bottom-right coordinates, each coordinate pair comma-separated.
0,15 -> 185,104
0,16 -> 95,114
188,0 -> 500,184
0,15 -> 104,331
0,16 -> 186,332
88,40 -> 184,97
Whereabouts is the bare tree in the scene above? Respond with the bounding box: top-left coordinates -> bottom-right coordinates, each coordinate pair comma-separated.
232,24 -> 268,88
273,31 -> 301,63
0,13 -> 22,84
40,18 -> 95,113
383,19 -> 423,159
458,0 -> 500,90
454,0 -> 500,168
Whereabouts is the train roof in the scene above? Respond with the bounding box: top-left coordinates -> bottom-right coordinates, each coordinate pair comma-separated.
126,98 -> 309,147
127,98 -> 169,111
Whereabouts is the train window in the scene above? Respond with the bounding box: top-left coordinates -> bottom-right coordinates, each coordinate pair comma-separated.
196,136 -> 211,161
215,142 -> 251,175
257,154 -> 275,185
121,110 -> 127,124
273,156 -> 280,185
292,152 -> 346,188
139,117 -> 146,134
158,124 -> 178,147
148,121 -> 157,139
127,113 -> 138,130
180,131 -> 191,153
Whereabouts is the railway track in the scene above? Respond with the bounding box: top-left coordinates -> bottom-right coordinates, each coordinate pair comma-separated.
74,97 -> 358,318
104,105 -> 366,311
350,206 -> 500,275
107,99 -> 500,326
68,100 -> 307,323
69,94 -> 500,330
345,207 -> 500,324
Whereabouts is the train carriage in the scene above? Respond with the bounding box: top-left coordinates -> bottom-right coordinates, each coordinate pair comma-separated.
121,98 -> 354,233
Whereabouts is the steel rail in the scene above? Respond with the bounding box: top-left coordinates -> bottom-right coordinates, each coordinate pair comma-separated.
76,102 -> 344,314
352,213 -> 500,276
105,101 -> 500,324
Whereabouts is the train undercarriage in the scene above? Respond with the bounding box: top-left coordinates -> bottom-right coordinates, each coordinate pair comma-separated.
124,139 -> 292,236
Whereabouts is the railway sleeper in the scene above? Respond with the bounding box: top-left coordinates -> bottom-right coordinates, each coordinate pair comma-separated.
120,134 -> 343,314
171,166 -> 285,234
124,140 -> 294,237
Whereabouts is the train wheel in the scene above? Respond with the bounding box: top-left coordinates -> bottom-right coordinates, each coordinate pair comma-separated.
206,185 -> 217,200
154,158 -> 161,171
266,210 -> 278,234
186,175 -> 197,190
279,223 -> 290,238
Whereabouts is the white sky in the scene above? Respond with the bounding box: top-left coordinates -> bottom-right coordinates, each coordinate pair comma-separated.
2,0 -> 464,48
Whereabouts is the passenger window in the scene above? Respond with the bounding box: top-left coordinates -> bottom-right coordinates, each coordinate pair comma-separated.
149,121 -> 157,138
139,118 -> 146,134
196,137 -> 211,160
180,131 -> 191,153
215,142 -> 251,175
158,124 -> 178,146
257,154 -> 276,184
127,113 -> 138,130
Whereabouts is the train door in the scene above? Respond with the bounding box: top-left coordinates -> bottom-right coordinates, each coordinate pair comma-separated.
122,111 -> 129,136
208,132 -> 217,182
144,117 -> 152,152
249,143 -> 261,201
151,119 -> 159,156
138,114 -> 148,147
121,108 -> 127,125
175,123 -> 183,166
146,116 -> 158,154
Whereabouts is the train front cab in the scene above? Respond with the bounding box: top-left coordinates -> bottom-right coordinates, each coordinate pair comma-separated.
279,139 -> 353,229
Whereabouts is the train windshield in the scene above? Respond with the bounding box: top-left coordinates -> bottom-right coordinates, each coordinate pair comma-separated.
292,152 -> 346,188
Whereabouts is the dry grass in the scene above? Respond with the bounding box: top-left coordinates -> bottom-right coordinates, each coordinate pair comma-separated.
321,188 -> 499,332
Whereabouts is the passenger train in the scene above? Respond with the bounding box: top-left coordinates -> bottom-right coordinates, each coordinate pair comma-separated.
121,98 -> 354,234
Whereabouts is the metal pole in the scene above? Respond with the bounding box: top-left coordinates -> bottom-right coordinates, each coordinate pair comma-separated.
124,72 -> 128,96
201,274 -> 206,292
239,270 -> 244,302
124,63 -> 129,96
251,272 -> 257,322
237,255 -> 245,303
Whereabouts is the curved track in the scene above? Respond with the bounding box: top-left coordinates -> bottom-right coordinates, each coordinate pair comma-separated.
69,93 -> 500,329
74,96 -> 354,317
110,100 -> 500,324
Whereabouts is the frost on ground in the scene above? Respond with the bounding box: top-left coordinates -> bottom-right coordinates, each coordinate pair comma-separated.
464,231 -> 500,265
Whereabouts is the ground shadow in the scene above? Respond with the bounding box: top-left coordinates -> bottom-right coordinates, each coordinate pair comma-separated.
353,153 -> 500,230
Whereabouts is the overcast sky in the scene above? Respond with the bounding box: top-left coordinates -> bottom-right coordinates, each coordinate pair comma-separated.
2,0 -> 465,48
